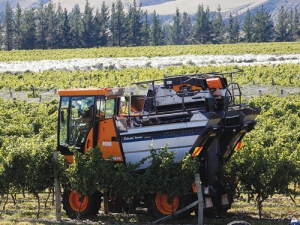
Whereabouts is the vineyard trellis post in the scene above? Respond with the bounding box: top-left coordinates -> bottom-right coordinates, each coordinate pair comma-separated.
54,151 -> 61,221
195,173 -> 204,225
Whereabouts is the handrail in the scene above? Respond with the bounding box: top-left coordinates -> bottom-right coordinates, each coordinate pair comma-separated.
223,82 -> 242,128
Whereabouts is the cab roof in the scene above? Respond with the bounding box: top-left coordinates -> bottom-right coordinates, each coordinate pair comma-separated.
58,87 -> 124,97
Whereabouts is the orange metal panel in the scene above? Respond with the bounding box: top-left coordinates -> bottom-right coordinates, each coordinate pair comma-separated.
172,84 -> 202,92
206,78 -> 223,89
64,155 -> 74,163
58,87 -> 124,97
84,127 -> 94,153
101,142 -> 123,162
98,118 -> 123,162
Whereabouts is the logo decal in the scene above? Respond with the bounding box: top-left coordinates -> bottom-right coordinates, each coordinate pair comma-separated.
102,141 -> 112,147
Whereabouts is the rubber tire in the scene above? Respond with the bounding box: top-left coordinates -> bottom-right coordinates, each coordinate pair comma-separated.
123,198 -> 138,214
227,221 -> 251,225
108,194 -> 123,213
147,193 -> 192,219
62,190 -> 101,219
91,191 -> 102,215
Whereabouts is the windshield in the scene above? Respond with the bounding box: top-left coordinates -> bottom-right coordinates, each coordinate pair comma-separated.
59,96 -> 95,148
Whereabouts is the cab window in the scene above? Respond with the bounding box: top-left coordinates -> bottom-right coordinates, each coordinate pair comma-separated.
96,99 -> 115,119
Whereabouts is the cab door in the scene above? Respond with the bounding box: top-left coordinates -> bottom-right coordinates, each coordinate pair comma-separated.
58,96 -> 96,154
96,98 -> 124,162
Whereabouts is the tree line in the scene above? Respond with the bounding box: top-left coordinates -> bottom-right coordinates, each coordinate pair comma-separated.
0,0 -> 300,51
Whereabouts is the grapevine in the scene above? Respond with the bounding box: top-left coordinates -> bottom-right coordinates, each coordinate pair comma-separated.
0,42 -> 300,62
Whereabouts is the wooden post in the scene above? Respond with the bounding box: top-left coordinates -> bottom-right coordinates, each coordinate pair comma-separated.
53,151 -> 61,221
9,87 -> 12,98
194,173 -> 204,225
103,194 -> 109,214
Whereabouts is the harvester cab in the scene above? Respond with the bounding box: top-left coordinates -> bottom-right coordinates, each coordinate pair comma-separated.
57,87 -> 125,161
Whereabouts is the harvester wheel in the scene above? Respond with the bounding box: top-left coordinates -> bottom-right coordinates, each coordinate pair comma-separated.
107,194 -> 123,213
147,193 -> 192,219
62,190 -> 101,219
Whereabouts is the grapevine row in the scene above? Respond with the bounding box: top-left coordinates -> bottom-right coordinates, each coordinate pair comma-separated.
1,64 -> 300,93
1,42 -> 300,61
0,93 -> 300,218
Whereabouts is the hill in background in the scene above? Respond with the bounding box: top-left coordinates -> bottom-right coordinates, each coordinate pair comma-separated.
225,0 -> 300,22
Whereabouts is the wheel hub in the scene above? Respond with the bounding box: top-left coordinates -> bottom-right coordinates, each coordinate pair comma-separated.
69,191 -> 88,212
